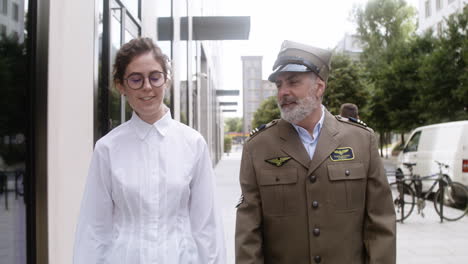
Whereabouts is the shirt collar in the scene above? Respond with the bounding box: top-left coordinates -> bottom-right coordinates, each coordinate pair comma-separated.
292,105 -> 325,143
131,108 -> 173,140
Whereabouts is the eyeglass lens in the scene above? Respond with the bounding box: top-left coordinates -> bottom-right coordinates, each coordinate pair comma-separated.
126,71 -> 165,89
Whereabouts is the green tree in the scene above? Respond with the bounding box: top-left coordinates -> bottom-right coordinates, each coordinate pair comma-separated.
224,117 -> 243,132
354,0 -> 417,150
418,7 -> 468,123
381,32 -> 436,137
251,96 -> 280,129
324,54 -> 370,119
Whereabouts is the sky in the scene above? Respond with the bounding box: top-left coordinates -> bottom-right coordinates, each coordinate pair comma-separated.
216,0 -> 419,117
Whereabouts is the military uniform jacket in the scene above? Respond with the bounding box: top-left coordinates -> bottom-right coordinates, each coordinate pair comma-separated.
235,110 -> 396,264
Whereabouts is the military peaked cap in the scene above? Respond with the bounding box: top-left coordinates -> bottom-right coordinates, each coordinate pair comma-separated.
268,40 -> 332,83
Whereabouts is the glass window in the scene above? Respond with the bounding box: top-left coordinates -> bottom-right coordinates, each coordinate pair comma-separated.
437,22 -> 443,35
13,2 -> 18,21
425,1 -> 431,18
404,131 -> 421,153
177,1 -> 189,124
109,2 -> 122,130
2,0 -> 7,15
0,24 -> 6,36
121,0 -> 139,19
0,0 -> 29,262
96,0 -> 142,137
436,0 -> 442,11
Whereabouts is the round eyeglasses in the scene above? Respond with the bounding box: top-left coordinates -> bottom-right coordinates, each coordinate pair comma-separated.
124,71 -> 167,90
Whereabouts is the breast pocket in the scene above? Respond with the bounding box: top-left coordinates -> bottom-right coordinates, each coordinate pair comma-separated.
327,163 -> 366,212
258,168 -> 299,216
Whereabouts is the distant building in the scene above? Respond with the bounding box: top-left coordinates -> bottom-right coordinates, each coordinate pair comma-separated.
0,0 -> 25,42
241,56 -> 278,134
242,56 -> 262,134
334,33 -> 364,60
418,0 -> 467,35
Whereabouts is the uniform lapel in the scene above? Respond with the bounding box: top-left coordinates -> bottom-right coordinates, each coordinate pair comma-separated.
307,110 -> 340,175
278,119 -> 310,169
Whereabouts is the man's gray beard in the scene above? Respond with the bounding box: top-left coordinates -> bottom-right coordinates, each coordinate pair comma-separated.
278,94 -> 320,124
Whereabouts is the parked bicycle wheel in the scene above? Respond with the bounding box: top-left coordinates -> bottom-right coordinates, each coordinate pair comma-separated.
433,182 -> 468,221
390,182 -> 415,222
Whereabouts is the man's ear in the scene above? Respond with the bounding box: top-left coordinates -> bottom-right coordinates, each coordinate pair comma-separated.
315,78 -> 326,98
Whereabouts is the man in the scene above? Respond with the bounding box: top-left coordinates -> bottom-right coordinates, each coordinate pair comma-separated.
340,103 -> 359,119
235,40 -> 396,264
340,102 -> 369,128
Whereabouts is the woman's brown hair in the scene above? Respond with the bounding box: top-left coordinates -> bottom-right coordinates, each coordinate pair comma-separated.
112,37 -> 170,85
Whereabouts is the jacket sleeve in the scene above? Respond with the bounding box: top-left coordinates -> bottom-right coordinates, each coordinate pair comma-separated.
189,139 -> 226,264
73,142 -> 114,264
235,143 -> 264,264
364,133 -> 397,264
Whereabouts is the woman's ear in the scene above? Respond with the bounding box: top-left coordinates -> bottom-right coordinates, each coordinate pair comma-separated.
116,81 -> 126,96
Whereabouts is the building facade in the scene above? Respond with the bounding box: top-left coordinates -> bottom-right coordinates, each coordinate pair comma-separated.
241,56 -> 277,134
0,0 -> 24,42
0,0 -> 248,263
419,0 -> 467,34
334,33 -> 364,60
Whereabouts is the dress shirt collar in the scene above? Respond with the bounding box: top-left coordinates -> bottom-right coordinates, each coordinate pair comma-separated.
292,105 -> 325,143
131,107 -> 172,140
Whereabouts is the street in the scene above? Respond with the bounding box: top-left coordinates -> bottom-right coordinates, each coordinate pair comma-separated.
215,146 -> 468,264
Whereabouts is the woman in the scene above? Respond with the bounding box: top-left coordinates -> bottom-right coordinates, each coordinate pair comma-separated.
74,37 -> 225,263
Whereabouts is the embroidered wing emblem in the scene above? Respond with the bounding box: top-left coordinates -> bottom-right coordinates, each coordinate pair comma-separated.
265,156 -> 292,167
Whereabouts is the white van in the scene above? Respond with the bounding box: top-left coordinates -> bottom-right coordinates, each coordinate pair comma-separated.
397,121 -> 468,191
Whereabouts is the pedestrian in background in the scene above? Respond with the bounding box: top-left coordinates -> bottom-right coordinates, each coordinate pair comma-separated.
74,37 -> 225,264
340,102 -> 359,119
235,40 -> 396,264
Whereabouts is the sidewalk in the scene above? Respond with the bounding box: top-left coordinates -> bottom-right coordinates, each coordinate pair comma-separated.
214,147 -> 468,264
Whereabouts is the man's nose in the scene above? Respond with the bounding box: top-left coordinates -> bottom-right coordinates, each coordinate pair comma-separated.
277,85 -> 290,98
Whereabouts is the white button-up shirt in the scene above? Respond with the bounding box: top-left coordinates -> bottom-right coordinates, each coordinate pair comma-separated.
291,105 -> 325,160
74,110 -> 225,264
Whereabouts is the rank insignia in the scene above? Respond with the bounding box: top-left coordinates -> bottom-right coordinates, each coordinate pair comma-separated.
265,156 -> 292,167
236,194 -> 244,208
330,147 -> 354,161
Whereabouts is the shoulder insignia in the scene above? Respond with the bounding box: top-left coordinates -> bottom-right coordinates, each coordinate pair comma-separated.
247,119 -> 279,141
335,115 -> 373,132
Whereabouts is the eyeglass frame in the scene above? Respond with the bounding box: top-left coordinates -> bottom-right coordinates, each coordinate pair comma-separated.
123,70 -> 168,90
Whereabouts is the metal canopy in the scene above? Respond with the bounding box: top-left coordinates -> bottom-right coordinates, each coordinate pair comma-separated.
158,16 -> 250,41
216,90 -> 240,96
220,102 -> 238,106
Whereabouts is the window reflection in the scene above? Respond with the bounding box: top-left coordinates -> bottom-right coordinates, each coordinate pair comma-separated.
0,0 -> 28,262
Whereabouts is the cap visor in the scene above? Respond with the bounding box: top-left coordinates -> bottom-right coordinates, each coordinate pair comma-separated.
268,64 -> 311,82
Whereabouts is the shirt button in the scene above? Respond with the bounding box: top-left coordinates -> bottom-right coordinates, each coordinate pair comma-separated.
313,228 -> 320,236
345,169 -> 351,176
309,175 -> 317,183
312,201 -> 319,209
314,255 -> 322,263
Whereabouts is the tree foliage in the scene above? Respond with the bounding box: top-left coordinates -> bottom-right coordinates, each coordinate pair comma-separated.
418,7 -> 468,123
354,0 -> 417,134
251,96 -> 280,129
224,117 -> 243,132
324,54 -> 370,119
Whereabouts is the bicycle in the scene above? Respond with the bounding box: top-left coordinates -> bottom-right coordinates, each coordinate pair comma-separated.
390,160 -> 468,222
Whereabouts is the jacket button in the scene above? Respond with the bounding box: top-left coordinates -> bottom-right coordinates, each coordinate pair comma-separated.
313,228 -> 320,236
314,255 -> 321,263
345,169 -> 351,176
312,201 -> 319,209
309,175 -> 317,183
